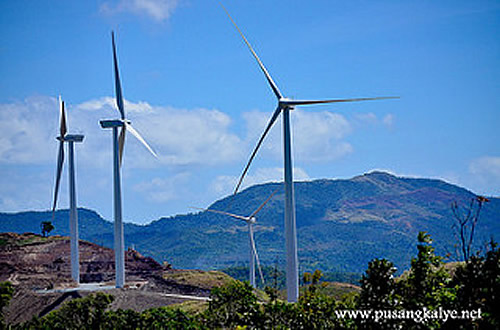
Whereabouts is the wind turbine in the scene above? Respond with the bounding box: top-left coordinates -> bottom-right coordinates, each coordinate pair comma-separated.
100,31 -> 158,288
193,188 -> 277,288
52,96 -> 84,285
220,3 -> 398,302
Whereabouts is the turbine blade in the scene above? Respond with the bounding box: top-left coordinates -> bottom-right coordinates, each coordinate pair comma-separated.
234,106 -> 282,195
190,207 -> 249,222
125,122 -> 158,158
112,31 -> 125,120
219,2 -> 283,100
52,141 -> 65,218
59,96 -> 67,138
118,125 -> 126,167
249,186 -> 280,218
249,224 -> 265,285
285,96 -> 399,107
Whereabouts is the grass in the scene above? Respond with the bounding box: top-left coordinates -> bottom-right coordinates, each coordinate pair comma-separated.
170,300 -> 208,315
313,282 -> 361,300
163,270 -> 234,290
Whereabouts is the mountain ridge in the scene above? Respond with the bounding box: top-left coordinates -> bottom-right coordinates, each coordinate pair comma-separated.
1,172 -> 499,274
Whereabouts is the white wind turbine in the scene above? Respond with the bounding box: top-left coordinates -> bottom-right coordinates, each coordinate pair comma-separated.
52,96 -> 84,285
193,189 -> 277,288
100,31 -> 158,288
220,3 -> 398,302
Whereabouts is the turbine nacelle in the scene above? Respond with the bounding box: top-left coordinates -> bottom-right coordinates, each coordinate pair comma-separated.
100,119 -> 130,129
57,134 -> 84,142
247,216 -> 257,224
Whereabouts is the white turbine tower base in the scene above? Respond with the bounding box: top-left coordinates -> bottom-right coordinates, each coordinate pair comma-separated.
219,2 -> 398,302
52,96 -> 84,285
101,32 -> 157,288
100,120 -> 126,288
66,134 -> 84,284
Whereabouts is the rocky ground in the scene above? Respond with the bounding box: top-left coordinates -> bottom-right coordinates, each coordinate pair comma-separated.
0,232 -> 232,324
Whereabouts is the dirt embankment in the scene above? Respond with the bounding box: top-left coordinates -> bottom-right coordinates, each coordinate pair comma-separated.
0,233 -> 227,325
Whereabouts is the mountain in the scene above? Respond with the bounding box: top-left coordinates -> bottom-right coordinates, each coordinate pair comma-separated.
1,172 -> 499,274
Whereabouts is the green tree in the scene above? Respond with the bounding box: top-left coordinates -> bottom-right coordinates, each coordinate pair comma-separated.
358,259 -> 398,329
24,292 -> 113,329
40,221 -> 54,237
359,259 -> 397,310
104,309 -> 142,329
202,280 -> 262,329
451,240 -> 500,328
142,307 -> 202,329
0,281 -> 14,329
397,232 -> 455,329
402,232 -> 452,308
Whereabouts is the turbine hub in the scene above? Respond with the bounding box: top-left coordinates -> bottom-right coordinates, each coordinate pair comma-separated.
278,98 -> 295,109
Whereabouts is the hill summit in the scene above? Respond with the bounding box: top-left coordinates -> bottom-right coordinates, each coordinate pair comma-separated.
1,172 -> 499,274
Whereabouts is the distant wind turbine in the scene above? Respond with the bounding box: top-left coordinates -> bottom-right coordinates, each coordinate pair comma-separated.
193,188 -> 277,287
219,3 -> 398,302
52,96 -> 84,285
100,31 -> 158,288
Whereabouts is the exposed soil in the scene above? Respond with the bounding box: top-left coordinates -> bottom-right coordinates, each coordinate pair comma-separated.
0,233 -> 220,325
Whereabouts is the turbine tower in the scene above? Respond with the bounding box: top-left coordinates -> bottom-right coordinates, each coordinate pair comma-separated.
220,3 -> 398,302
194,188 -> 277,287
52,96 -> 84,285
100,31 -> 158,288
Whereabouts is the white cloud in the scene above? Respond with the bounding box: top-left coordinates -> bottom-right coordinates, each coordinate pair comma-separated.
355,112 -> 394,128
134,172 -> 190,203
469,156 -> 500,195
242,110 -> 281,159
0,96 -> 58,164
0,95 -> 246,168
76,96 -> 153,114
132,106 -> 244,166
292,110 -> 353,162
470,156 -> 500,179
355,112 -> 378,124
242,109 -> 354,163
382,114 -> 394,127
0,169 -> 54,212
101,0 -> 179,22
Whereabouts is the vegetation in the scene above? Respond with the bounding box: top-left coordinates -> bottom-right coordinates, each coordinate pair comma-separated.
221,265 -> 360,291
0,281 -> 14,329
163,270 -> 233,290
40,221 -> 54,237
6,232 -> 498,329
451,196 -> 490,261
19,293 -> 203,329
2,173 -> 499,274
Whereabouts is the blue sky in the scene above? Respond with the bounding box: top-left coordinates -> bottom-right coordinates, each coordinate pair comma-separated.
0,0 -> 498,224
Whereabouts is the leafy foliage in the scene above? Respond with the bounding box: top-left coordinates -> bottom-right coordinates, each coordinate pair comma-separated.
20,293 -> 204,330
400,232 -> 452,310
0,281 -> 14,329
359,259 -> 397,310
40,221 -> 54,238
202,280 -> 261,328
4,233 -> 499,329
23,292 -> 113,329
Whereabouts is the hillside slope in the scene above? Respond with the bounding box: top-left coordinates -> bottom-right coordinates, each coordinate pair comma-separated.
0,233 -> 233,324
1,172 -> 499,274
